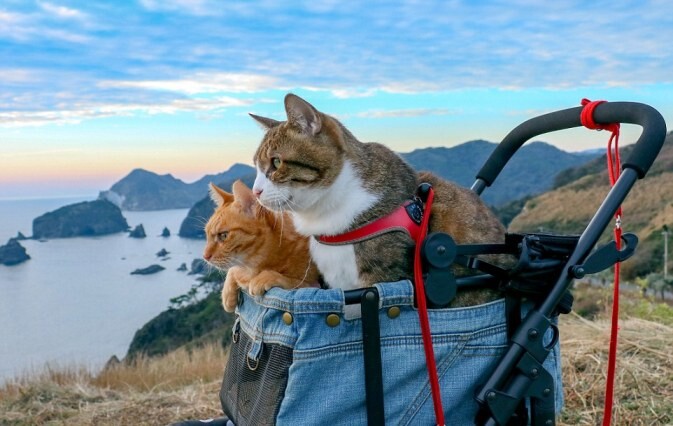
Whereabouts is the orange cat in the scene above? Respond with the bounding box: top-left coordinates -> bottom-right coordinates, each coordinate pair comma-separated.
203,180 -> 320,312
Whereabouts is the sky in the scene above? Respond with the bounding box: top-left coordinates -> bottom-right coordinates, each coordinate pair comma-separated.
1,0 -> 672,199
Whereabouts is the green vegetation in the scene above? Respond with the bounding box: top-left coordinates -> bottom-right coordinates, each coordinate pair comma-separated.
126,270 -> 234,360
572,281 -> 673,325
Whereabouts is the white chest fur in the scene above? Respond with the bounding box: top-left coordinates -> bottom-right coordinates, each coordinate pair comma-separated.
309,238 -> 360,290
291,161 -> 379,236
288,160 -> 379,289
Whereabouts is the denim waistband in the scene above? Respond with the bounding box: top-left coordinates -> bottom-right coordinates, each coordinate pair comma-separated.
236,280 -> 508,355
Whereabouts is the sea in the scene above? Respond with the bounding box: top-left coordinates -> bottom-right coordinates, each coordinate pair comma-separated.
0,196 -> 206,384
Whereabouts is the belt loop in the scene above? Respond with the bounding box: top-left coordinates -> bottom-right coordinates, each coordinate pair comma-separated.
246,307 -> 268,369
232,316 -> 240,344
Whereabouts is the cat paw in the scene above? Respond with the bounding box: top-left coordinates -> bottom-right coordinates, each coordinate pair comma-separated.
222,267 -> 245,312
222,284 -> 239,312
247,278 -> 267,296
247,275 -> 278,296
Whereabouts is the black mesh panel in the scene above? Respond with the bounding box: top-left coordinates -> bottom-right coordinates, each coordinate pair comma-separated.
220,327 -> 293,426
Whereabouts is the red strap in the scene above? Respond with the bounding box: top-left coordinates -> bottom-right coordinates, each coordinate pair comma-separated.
413,188 -> 445,425
581,99 -> 622,426
318,195 -> 444,423
317,203 -> 420,245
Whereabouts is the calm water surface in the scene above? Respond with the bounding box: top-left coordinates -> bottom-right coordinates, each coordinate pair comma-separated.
0,197 -> 206,383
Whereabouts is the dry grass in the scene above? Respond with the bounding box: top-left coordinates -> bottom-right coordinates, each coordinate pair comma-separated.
1,299 -> 672,425
0,345 -> 227,425
558,313 -> 673,425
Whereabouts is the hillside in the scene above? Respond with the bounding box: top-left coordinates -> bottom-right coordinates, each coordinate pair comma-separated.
108,164 -> 255,211
402,140 -> 597,206
509,133 -> 673,278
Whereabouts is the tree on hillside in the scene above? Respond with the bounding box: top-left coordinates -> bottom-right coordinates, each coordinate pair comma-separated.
645,273 -> 673,300
634,276 -> 649,297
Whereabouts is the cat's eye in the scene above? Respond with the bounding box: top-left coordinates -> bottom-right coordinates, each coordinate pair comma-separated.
272,157 -> 282,170
217,231 -> 228,242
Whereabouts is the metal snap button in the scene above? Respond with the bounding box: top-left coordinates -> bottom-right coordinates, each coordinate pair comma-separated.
387,306 -> 401,319
282,312 -> 293,325
326,313 -> 341,327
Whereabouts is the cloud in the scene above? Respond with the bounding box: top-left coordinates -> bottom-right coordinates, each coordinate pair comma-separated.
330,88 -> 378,99
139,0 -> 223,16
0,9 -> 22,24
1,0 -> 673,130
357,108 -> 457,119
38,2 -> 88,20
0,97 -> 253,127
100,73 -> 280,94
0,68 -> 39,83
0,6 -> 91,43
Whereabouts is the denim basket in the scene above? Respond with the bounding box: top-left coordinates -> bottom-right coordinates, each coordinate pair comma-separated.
220,280 -> 563,425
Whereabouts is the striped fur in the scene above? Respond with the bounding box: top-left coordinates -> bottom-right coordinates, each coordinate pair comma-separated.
203,180 -> 319,312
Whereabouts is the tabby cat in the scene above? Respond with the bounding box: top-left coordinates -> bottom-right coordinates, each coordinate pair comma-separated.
249,94 -> 507,306
203,180 -> 319,312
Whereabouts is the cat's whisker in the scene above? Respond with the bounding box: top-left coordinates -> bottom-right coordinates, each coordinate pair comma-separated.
297,259 -> 313,288
275,203 -> 286,243
193,216 -> 210,226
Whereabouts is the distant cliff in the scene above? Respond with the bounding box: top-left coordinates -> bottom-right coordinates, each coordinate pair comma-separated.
32,199 -> 129,239
178,174 -> 255,239
108,163 -> 255,211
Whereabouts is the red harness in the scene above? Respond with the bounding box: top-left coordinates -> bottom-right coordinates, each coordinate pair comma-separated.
316,194 -> 447,426
316,200 -> 422,245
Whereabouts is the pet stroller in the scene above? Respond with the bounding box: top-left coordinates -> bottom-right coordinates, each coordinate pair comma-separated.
217,101 -> 666,425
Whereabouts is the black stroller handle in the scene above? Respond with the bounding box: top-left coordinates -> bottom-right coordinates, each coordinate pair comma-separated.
474,102 -> 667,191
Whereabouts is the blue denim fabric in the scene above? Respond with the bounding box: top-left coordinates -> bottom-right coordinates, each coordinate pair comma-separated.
235,280 -> 563,425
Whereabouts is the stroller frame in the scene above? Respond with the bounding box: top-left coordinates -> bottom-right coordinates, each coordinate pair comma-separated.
343,101 -> 667,425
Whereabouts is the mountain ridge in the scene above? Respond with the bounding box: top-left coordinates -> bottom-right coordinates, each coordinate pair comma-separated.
402,140 -> 597,206
107,163 -> 254,211
108,140 -> 598,212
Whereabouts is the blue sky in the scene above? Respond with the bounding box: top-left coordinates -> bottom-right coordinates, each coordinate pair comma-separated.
1,0 -> 672,199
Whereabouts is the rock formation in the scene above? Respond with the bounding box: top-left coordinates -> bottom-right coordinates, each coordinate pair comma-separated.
32,199 -> 129,239
0,239 -> 30,266
129,224 -> 146,238
130,264 -> 165,275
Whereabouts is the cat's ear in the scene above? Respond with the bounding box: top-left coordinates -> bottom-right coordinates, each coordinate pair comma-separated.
209,183 -> 233,207
284,93 -> 322,135
232,180 -> 257,216
249,113 -> 281,130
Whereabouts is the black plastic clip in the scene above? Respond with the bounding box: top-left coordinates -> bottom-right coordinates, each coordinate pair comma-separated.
421,232 -> 458,308
571,233 -> 638,278
416,182 -> 432,202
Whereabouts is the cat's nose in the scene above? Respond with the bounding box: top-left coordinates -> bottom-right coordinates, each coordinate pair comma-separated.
253,188 -> 263,198
203,252 -> 212,261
